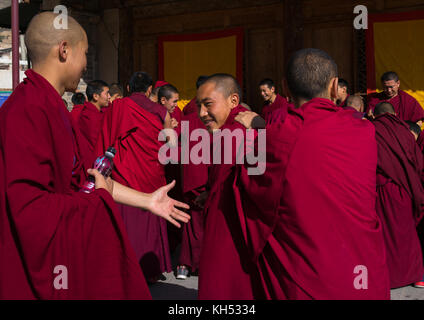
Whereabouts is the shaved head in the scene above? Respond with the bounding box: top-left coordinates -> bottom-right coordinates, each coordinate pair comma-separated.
202,73 -> 242,101
25,12 -> 86,65
374,102 -> 395,116
346,95 -> 364,112
286,48 -> 338,101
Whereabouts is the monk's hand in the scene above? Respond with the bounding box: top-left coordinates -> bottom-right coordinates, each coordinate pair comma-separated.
149,180 -> 190,228
235,111 -> 259,129
171,118 -> 179,129
87,168 -> 114,196
194,191 -> 209,209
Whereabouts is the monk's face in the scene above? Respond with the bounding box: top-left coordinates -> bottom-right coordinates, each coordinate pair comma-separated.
197,82 -> 236,132
161,92 -> 179,114
64,35 -> 88,92
259,84 -> 275,102
382,80 -> 400,98
94,86 -> 111,108
337,85 -> 347,100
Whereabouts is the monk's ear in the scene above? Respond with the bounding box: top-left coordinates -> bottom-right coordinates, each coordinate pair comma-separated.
329,77 -> 338,101
160,97 -> 166,106
146,85 -> 153,97
92,93 -> 99,102
58,40 -> 69,62
229,93 -> 240,108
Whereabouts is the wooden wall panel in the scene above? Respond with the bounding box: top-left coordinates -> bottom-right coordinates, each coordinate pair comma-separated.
304,25 -> 354,91
131,2 -> 284,106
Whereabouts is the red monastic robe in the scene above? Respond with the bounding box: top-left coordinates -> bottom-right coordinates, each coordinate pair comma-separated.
96,97 -> 172,280
198,105 -> 260,300
183,98 -> 198,116
0,70 -> 150,299
178,111 -> 209,272
373,113 -> 424,288
235,98 -> 390,299
70,101 -> 105,161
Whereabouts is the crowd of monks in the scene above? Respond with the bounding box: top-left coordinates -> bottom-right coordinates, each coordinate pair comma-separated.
1,11 -> 424,300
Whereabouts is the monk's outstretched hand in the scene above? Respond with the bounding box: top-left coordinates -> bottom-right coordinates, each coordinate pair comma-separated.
149,180 -> 191,228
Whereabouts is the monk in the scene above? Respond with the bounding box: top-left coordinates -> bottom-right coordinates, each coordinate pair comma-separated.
182,76 -> 209,116
109,83 -> 123,103
158,84 -> 182,135
372,102 -> 424,288
367,71 -> 424,125
97,71 -> 179,283
70,80 -> 110,160
336,78 -> 349,107
71,92 -> 86,107
235,48 -> 390,299
197,73 -> 259,300
343,95 -> 365,119
176,111 -> 209,280
0,12 -> 189,300
259,78 -> 289,124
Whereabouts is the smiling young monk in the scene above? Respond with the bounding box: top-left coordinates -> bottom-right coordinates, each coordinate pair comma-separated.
0,12 -> 189,300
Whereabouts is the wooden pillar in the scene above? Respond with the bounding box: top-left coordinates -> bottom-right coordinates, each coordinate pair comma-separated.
118,7 -> 134,96
283,0 -> 304,68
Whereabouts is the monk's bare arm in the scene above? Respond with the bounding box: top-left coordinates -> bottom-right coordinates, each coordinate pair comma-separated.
89,169 -> 190,227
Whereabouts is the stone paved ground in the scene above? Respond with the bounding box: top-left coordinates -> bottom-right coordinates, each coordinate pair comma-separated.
149,246 -> 424,300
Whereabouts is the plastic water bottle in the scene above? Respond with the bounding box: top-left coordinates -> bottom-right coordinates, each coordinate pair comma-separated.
80,146 -> 116,193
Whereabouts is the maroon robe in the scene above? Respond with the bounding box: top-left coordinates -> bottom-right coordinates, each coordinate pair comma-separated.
96,97 -> 172,280
178,111 -> 209,272
0,70 -> 150,299
367,90 -> 424,123
343,106 -> 365,119
261,94 -> 289,124
198,105 -> 260,300
70,101 -> 104,160
373,113 -> 424,288
235,98 -> 390,299
183,98 -> 198,115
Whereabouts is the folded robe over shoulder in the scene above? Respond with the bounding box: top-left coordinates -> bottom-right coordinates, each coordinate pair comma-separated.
373,113 -> 424,288
234,98 -> 390,299
0,70 -> 150,299
96,97 -> 172,278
